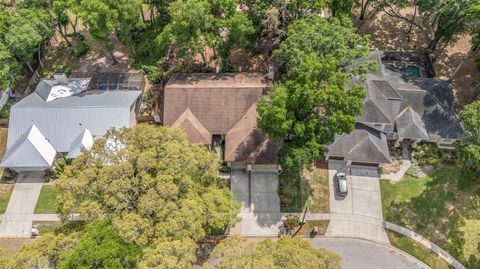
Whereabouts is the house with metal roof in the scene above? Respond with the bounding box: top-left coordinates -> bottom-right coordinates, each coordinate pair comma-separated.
325,51 -> 465,167
163,73 -> 282,168
1,74 -> 141,172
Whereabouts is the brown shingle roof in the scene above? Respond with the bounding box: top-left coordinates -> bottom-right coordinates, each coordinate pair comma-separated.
164,73 -> 268,134
164,73 -> 281,164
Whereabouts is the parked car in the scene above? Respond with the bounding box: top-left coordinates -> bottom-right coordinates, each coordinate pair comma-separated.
335,172 -> 348,196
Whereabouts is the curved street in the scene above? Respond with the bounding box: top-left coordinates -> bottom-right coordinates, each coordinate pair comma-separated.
311,237 -> 429,269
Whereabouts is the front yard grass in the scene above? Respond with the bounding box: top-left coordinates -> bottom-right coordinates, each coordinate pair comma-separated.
0,128 -> 8,158
380,168 -> 480,269
34,185 -> 58,214
0,184 -> 13,214
279,164 -> 330,213
387,230 -> 454,269
302,165 -> 330,213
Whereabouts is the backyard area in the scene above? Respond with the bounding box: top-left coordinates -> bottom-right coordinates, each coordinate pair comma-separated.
34,185 -> 58,214
380,168 -> 480,269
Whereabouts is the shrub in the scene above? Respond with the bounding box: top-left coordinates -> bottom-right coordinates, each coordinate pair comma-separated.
55,65 -> 72,76
414,143 -> 440,167
283,214 -> 300,234
0,101 -> 13,119
141,65 -> 163,84
405,159 -> 421,178
71,33 -> 90,58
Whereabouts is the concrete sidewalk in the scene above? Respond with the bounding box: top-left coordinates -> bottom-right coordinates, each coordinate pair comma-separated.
0,173 -> 43,238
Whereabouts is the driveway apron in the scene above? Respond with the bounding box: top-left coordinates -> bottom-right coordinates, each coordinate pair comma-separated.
0,173 -> 43,238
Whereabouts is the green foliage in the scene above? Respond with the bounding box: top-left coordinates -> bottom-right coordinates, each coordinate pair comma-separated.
211,236 -> 341,269
57,125 -> 240,249
405,159 -> 421,178
157,0 -> 254,71
258,16 -> 370,169
141,65 -> 163,84
4,8 -> 52,62
380,168 -> 480,268
71,33 -> 90,58
279,167 -> 301,211
0,42 -> 21,89
59,221 -> 142,269
459,100 -> 480,169
283,214 -> 300,234
0,100 -> 12,119
413,143 -> 440,167
138,239 -> 196,269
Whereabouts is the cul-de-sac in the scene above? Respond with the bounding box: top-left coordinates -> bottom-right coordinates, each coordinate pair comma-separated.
0,1 -> 479,268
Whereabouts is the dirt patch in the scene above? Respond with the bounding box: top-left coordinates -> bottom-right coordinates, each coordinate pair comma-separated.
358,7 -> 479,105
302,165 -> 330,213
0,239 -> 34,261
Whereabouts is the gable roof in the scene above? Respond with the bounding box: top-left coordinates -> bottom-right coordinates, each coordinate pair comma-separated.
163,73 -> 268,134
7,90 -> 140,153
327,129 -> 391,164
67,128 -> 94,158
395,107 -> 429,140
164,73 -> 281,164
1,125 -> 56,168
355,51 -> 465,139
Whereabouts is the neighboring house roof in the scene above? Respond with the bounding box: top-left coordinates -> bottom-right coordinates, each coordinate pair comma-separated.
2,125 -> 56,168
67,128 -> 94,158
164,73 -> 281,164
8,90 -> 140,153
2,76 -> 141,169
327,129 -> 391,164
356,51 -> 465,140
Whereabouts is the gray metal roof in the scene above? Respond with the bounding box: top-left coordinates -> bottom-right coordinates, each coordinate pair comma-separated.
6,88 -> 140,156
1,125 -> 56,168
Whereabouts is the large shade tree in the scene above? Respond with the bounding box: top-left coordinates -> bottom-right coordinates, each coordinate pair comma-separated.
157,0 -> 254,71
258,16 -> 371,169
57,124 -> 240,247
211,236 -> 341,269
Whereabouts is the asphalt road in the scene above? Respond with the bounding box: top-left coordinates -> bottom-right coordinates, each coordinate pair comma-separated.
311,237 -> 430,269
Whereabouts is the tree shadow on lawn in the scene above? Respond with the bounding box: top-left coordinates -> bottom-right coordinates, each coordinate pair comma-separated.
385,168 -> 480,269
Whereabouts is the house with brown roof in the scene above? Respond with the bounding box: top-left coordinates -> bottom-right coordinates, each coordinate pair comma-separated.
163,73 -> 282,169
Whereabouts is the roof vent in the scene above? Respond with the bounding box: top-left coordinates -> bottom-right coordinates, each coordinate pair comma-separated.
54,73 -> 69,85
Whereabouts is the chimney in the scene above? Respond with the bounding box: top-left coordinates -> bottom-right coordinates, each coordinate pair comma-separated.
53,73 -> 69,85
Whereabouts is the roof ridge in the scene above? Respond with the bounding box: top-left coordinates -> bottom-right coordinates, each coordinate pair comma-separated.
171,108 -> 211,144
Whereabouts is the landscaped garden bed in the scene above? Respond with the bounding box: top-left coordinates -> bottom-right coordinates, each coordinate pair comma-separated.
380,168 -> 480,269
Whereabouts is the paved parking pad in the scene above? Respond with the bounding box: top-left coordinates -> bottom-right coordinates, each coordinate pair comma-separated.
229,168 -> 281,235
251,169 -> 280,213
326,161 -> 389,244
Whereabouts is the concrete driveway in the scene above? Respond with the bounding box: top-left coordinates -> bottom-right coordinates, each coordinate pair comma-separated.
229,168 -> 281,236
0,172 -> 44,238
326,161 -> 389,244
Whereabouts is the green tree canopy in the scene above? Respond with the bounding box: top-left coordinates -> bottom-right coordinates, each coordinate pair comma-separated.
459,100 -> 480,170
258,16 -> 371,169
211,236 -> 341,269
4,221 -> 142,269
57,124 -> 240,247
157,0 -> 254,71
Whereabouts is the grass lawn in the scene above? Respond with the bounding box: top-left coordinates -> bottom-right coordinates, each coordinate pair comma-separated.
302,165 -> 330,213
295,220 -> 330,237
34,185 -> 58,214
32,221 -> 63,235
387,230 -> 454,269
380,168 -> 480,269
0,184 -> 13,214
0,128 -> 8,158
279,164 -> 330,213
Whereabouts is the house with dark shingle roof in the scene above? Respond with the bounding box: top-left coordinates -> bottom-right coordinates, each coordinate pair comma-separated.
326,51 -> 465,167
163,73 -> 282,168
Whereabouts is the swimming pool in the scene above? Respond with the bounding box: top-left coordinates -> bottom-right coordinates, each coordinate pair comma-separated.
398,65 -> 422,78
